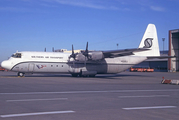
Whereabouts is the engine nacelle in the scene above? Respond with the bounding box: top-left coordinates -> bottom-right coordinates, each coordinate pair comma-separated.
73,51 -> 104,61
75,53 -> 86,61
88,51 -> 104,61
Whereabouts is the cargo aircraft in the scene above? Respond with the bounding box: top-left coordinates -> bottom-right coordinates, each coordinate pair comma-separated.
1,24 -> 161,77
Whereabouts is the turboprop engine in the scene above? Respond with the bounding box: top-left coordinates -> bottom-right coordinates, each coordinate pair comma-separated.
72,51 -> 104,61
69,42 -> 104,62
75,53 -> 86,61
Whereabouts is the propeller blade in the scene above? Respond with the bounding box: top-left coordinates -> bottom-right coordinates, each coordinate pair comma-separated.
83,42 -> 89,59
72,44 -> 74,55
86,42 -> 88,52
69,44 -> 76,60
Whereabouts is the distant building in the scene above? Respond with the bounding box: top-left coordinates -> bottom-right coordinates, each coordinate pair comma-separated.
55,49 -> 81,53
54,49 -> 67,52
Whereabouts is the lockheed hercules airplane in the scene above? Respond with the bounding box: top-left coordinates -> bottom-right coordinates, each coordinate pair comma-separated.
1,24 -> 161,77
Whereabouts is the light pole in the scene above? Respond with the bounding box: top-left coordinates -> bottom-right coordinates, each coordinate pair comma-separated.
162,38 -> 165,53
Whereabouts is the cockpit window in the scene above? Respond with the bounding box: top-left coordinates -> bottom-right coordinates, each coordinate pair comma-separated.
11,53 -> 21,58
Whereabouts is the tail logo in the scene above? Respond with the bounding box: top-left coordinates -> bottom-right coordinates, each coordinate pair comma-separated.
144,38 -> 153,48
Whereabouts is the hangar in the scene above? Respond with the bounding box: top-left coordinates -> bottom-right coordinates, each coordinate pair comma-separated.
168,29 -> 179,72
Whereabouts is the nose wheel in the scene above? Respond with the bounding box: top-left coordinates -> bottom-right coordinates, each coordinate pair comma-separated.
18,72 -> 25,77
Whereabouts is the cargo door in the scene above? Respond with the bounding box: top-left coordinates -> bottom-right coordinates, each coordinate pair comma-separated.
28,63 -> 34,72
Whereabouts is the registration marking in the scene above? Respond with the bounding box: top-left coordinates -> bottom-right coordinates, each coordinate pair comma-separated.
123,106 -> 177,110
0,110 -> 75,118
6,98 -> 68,102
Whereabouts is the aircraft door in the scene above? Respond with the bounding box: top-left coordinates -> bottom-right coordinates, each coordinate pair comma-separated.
28,63 -> 34,72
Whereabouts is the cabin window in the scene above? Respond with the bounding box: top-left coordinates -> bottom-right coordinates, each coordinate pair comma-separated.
11,53 -> 21,58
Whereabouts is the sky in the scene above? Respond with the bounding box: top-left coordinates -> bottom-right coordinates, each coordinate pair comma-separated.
0,0 -> 179,62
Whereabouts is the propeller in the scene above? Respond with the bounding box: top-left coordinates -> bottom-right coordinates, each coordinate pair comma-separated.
69,44 -> 76,60
81,42 -> 90,66
82,42 -> 89,59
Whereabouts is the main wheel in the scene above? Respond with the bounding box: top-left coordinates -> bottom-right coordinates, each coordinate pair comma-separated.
89,75 -> 96,77
71,73 -> 78,77
18,72 -> 25,77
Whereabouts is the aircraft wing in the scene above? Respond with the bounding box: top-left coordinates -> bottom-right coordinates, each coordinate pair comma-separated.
102,48 -> 150,58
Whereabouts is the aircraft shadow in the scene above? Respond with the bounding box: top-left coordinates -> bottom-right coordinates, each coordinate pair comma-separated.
23,73 -> 146,79
0,72 -> 149,78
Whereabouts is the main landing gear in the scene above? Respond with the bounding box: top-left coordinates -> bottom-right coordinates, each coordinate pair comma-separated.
17,72 -> 25,77
71,73 -> 96,77
71,70 -> 97,77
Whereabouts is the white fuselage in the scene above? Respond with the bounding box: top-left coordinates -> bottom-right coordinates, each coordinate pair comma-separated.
1,24 -> 160,76
1,51 -> 147,75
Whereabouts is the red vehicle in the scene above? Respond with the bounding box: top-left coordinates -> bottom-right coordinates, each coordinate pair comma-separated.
130,68 -> 154,72
0,67 -> 5,71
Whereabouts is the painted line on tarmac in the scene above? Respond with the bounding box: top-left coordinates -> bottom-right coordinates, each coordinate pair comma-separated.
0,110 -> 75,118
118,95 -> 170,98
0,76 -> 22,78
6,98 -> 68,102
122,106 -> 177,110
1,89 -> 179,95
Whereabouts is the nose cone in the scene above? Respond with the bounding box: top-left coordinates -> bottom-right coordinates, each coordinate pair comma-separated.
1,60 -> 12,70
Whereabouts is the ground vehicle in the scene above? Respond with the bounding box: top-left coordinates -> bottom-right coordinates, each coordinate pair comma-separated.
130,67 -> 154,72
0,67 -> 5,71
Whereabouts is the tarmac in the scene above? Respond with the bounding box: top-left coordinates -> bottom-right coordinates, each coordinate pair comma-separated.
0,71 -> 179,120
